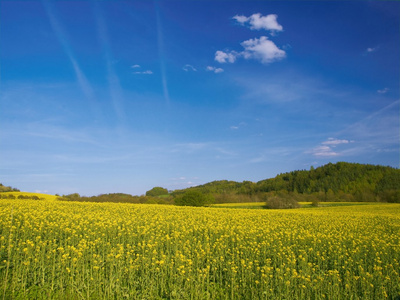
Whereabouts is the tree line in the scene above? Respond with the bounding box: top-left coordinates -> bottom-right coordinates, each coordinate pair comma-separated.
172,162 -> 400,204
1,162 -> 399,206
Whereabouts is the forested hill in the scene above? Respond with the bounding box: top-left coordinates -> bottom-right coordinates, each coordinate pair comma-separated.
172,162 -> 400,202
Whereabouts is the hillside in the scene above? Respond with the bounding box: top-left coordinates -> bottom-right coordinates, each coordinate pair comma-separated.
1,162 -> 399,204
172,162 -> 400,203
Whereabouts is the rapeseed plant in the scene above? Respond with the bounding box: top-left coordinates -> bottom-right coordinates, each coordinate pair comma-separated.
0,200 -> 398,299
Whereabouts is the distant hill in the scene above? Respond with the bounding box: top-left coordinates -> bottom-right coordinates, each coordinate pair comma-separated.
2,162 -> 399,204
172,162 -> 400,203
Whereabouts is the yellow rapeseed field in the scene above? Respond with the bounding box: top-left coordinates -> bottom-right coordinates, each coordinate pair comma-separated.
0,199 -> 399,299
0,192 -> 58,201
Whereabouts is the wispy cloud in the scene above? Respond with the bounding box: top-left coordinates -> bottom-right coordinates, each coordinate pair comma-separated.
310,100 -> 400,158
364,46 -> 379,56
249,147 -> 294,163
311,138 -> 352,157
206,66 -> 224,73
131,65 -> 153,74
377,87 -> 389,94
311,145 -> 339,157
322,138 -> 350,146
233,13 -> 283,32
170,142 -> 208,153
183,64 -> 197,72
337,100 -> 400,146
133,70 -> 153,75
42,0 -> 97,114
94,3 -> 126,123
230,122 -> 246,130
155,2 -> 170,106
235,71 -> 335,104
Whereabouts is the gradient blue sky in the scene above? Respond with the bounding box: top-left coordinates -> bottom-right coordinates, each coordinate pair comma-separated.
1,1 -> 399,196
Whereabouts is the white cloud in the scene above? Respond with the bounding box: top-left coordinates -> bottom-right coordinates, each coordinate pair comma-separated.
322,138 -> 350,145
134,70 -> 153,75
131,65 -> 152,74
206,66 -> 224,73
311,138 -> 353,157
312,145 -> 339,157
377,88 -> 389,94
215,50 -> 237,63
241,36 -> 286,64
233,13 -> 283,32
230,122 -> 246,130
183,64 -> 197,72
215,14 -> 285,65
232,15 -> 248,24
215,37 -> 285,65
364,46 -> 380,56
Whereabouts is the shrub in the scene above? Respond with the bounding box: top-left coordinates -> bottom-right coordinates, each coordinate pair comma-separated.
311,198 -> 320,207
265,195 -> 299,209
175,190 -> 214,207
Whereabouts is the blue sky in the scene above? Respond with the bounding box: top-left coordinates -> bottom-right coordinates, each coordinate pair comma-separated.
1,1 -> 399,196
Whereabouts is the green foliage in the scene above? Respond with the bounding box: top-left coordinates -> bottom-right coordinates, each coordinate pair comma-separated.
265,196 -> 299,209
17,195 -> 40,200
264,191 -> 300,209
214,193 -> 262,204
378,190 -> 400,203
62,193 -> 81,202
311,198 -> 320,207
173,162 -> 400,203
146,187 -> 169,197
0,194 -> 16,199
174,190 -> 214,207
0,183 -> 19,193
58,193 -> 174,205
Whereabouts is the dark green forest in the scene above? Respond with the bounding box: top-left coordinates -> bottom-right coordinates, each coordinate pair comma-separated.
1,162 -> 399,205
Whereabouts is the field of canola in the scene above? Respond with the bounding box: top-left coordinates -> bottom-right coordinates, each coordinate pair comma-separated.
0,199 -> 399,299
